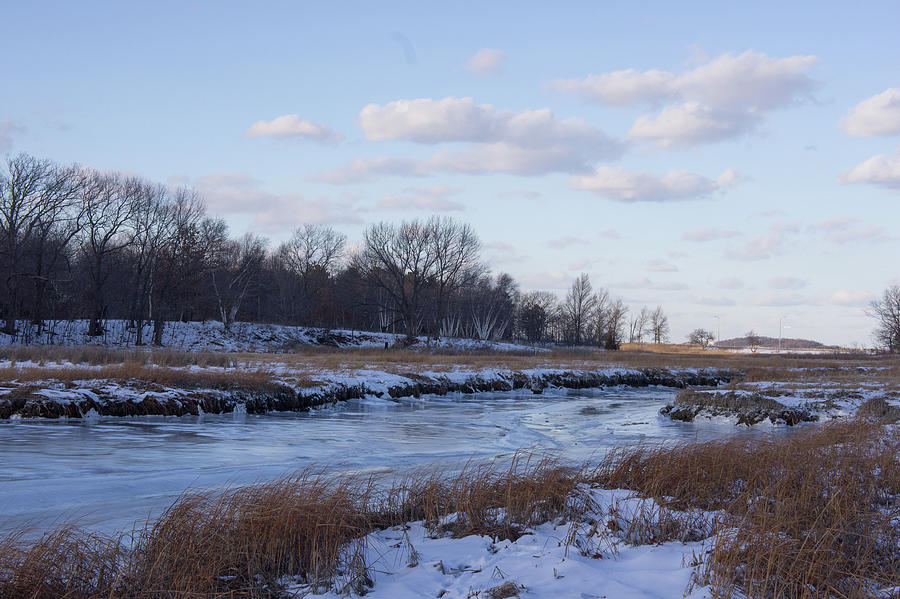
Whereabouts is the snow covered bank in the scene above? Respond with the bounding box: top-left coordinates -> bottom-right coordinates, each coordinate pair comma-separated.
661,378 -> 900,425
0,366 -> 734,419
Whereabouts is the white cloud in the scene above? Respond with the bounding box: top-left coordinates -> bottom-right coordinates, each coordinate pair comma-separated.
376,185 -> 464,211
682,228 -> 740,242
752,292 -> 810,306
546,235 -> 589,249
321,97 -> 625,181
615,278 -> 688,290
811,217 -> 857,231
716,277 -> 744,290
838,152 -> 900,190
769,276 -> 808,290
841,88 -> 900,137
312,156 -> 422,184
647,258 -> 678,272
556,51 -> 818,147
484,241 -> 528,264
0,119 -> 26,153
187,171 -> 361,232
829,290 -> 873,306
358,97 -> 618,151
696,295 -> 736,306
823,226 -> 889,244
498,189 -> 543,200
464,48 -> 507,76
725,223 -> 796,261
571,167 -> 734,202
243,114 -> 343,141
628,102 -> 758,147
551,69 -> 676,106
675,51 -> 817,111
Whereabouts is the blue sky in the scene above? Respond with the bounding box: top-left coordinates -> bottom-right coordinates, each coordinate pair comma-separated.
3,0 -> 899,345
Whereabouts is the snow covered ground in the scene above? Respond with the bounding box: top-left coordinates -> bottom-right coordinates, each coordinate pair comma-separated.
289,489 -> 714,599
0,319 -> 548,353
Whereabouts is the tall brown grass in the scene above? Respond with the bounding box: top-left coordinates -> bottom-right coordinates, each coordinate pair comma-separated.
1,424 -> 897,598
592,421 -> 900,598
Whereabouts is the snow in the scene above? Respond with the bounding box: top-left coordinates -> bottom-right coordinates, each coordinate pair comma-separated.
0,319 -> 551,354
284,488 -> 713,599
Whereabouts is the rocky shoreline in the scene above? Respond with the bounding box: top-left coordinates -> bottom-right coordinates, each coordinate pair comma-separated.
0,367 -> 735,419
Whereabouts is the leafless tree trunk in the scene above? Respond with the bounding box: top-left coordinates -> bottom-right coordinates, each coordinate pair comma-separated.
563,273 -> 598,345
649,305 -> 670,343
78,174 -> 137,336
628,306 -> 651,343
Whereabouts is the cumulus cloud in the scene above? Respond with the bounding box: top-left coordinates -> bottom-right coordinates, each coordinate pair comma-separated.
464,48 -> 507,76
312,156 -> 423,184
615,278 -> 688,290
484,241 -> 528,264
375,184 -> 464,211
647,258 -> 678,272
838,152 -> 900,190
752,292 -> 810,307
725,222 -> 798,261
0,119 -> 26,153
555,51 -> 818,147
546,235 -> 589,249
696,295 -> 736,306
243,114 -> 343,141
823,226 -> 890,244
682,228 -> 740,242
769,276 -> 808,290
570,167 -> 736,202
841,88 -> 900,137
829,290 -> 873,306
716,277 -> 744,290
320,97 -> 625,182
629,102 -> 759,146
551,69 -> 676,106
187,171 -> 361,232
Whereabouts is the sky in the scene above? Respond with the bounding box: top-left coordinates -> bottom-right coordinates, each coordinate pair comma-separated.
2,0 -> 899,346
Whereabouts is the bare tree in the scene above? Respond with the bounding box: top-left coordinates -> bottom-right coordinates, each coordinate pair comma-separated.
0,155 -> 82,335
276,224 -> 346,324
357,220 -> 439,339
688,328 -> 715,348
518,290 -> 558,343
79,174 -> 137,336
209,231 -> 268,330
563,273 -> 598,345
600,299 -> 628,350
628,306 -> 651,343
149,189 -> 207,345
649,305 -> 670,344
745,329 -> 762,352
428,216 -> 481,337
868,286 -> 900,352
126,181 -> 175,344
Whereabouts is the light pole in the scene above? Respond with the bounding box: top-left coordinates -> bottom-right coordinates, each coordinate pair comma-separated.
779,317 -> 791,353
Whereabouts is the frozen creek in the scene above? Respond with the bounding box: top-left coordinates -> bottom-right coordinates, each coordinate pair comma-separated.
0,387 -> 795,535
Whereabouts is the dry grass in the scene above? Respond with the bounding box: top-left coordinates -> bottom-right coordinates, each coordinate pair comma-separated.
0,362 -> 313,391
0,423 -> 897,598
592,421 -> 900,598
0,455 -> 581,598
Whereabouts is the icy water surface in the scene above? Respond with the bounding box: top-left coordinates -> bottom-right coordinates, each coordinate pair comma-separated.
1,387 -> 795,534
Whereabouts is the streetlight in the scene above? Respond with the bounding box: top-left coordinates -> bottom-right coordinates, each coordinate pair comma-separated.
779,317 -> 791,353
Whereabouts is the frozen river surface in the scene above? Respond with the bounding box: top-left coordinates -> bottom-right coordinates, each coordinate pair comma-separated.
1,387 -> 793,534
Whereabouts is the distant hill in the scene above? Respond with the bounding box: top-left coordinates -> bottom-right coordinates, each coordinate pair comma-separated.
714,336 -> 837,350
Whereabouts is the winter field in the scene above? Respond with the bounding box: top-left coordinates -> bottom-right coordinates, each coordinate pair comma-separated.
0,321 -> 898,598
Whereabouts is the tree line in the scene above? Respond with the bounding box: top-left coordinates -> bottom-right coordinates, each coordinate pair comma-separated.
0,153 -> 674,347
